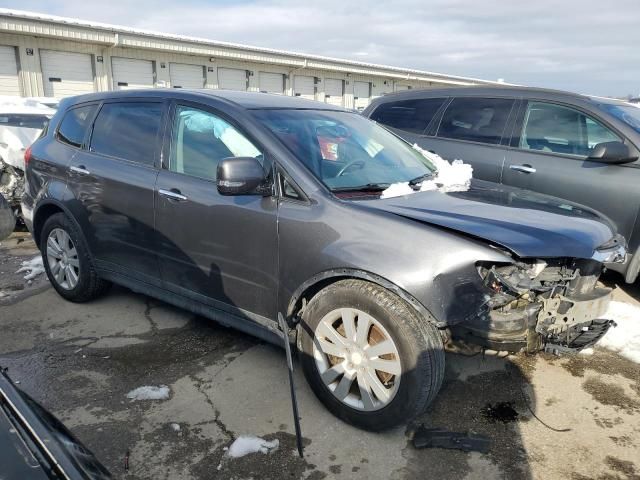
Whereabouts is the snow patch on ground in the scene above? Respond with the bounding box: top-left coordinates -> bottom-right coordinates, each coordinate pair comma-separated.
598,301 -> 640,364
126,385 -> 170,401
16,255 -> 45,280
226,435 -> 279,458
380,145 -> 473,199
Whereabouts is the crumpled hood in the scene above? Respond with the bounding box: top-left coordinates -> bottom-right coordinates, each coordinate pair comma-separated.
361,180 -> 616,259
0,126 -> 42,170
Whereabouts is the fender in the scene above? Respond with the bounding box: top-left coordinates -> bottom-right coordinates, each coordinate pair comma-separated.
32,198 -> 81,248
285,268 -> 444,327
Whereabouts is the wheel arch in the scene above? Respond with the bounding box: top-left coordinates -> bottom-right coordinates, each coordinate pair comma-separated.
286,268 -> 441,326
32,200 -> 73,249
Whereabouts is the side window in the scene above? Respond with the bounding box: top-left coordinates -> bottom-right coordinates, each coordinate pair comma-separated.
90,102 -> 163,165
437,97 -> 515,145
369,98 -> 446,134
519,102 -> 621,156
171,106 -> 262,181
57,104 -> 97,148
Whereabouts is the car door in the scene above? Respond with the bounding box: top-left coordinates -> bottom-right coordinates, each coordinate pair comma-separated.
154,102 -> 278,322
67,99 -> 165,285
422,96 -> 517,183
501,100 -> 640,244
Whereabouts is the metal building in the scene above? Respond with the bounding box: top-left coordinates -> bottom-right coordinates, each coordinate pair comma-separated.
0,9 -> 504,110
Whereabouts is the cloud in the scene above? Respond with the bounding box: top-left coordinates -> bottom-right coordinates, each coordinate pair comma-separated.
9,0 -> 640,96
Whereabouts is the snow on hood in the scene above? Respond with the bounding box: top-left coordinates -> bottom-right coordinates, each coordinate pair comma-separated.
380,144 -> 473,199
0,98 -> 54,170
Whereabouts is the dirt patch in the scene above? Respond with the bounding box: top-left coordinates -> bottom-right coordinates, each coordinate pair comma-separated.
604,455 -> 640,480
609,436 -> 635,448
582,377 -> 640,413
563,350 -> 640,398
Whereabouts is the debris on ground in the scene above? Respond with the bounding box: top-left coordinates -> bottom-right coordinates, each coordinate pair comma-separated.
226,435 -> 280,458
170,423 -> 181,432
126,385 -> 170,401
597,301 -> 640,364
16,255 -> 45,280
412,426 -> 491,453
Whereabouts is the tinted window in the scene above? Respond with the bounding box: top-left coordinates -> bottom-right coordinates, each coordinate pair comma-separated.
171,106 -> 262,181
370,98 -> 446,134
57,105 -> 97,148
520,102 -> 620,156
90,102 -> 163,165
437,97 -> 515,144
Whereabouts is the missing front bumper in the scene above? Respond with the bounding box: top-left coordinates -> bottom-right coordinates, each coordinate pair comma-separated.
536,288 -> 614,353
449,287 -> 614,354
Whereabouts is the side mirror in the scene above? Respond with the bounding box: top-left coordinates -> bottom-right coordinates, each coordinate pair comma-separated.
588,141 -> 638,164
217,156 -> 268,195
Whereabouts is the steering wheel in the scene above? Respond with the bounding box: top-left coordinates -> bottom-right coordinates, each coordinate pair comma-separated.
337,159 -> 365,177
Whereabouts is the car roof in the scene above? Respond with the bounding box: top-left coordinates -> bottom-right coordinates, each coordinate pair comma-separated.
371,85 -> 629,107
64,88 -> 349,111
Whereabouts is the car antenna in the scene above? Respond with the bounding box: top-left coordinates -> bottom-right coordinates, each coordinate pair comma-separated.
278,312 -> 304,458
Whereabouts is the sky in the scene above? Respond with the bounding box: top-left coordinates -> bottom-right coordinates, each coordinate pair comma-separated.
3,0 -> 639,97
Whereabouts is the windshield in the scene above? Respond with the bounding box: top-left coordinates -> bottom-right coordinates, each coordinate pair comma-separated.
599,103 -> 640,134
0,114 -> 50,129
254,110 -> 435,191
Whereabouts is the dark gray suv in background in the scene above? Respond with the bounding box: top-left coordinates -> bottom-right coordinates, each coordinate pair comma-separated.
364,86 -> 640,282
23,90 -> 625,430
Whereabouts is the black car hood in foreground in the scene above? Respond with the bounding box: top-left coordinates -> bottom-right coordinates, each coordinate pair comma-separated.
362,180 -> 615,259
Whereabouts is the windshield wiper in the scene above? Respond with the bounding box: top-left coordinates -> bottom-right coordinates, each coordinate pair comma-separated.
408,172 -> 434,186
331,183 -> 391,193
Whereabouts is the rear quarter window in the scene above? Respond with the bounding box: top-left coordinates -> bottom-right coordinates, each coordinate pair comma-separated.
57,104 -> 97,148
437,97 -> 515,145
369,98 -> 446,134
89,102 -> 163,166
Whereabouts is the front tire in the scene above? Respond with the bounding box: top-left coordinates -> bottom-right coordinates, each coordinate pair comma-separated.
299,279 -> 445,431
41,213 -> 111,302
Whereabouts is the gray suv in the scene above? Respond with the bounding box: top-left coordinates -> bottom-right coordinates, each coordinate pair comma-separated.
23,90 -> 625,430
363,86 -> 640,283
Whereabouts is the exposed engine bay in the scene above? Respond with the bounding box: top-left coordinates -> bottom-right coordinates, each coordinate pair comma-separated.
450,257 -> 616,354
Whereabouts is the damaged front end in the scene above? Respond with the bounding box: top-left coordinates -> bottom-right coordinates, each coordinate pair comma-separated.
449,244 -> 625,354
0,158 -> 23,240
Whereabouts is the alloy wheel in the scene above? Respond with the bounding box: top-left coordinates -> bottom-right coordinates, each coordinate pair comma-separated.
313,308 -> 402,411
46,228 -> 80,290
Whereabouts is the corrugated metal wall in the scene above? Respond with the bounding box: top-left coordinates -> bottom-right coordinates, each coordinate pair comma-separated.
0,14 -> 477,108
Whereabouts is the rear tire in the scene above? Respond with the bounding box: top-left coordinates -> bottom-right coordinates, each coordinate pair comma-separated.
41,213 -> 111,302
298,279 -> 445,431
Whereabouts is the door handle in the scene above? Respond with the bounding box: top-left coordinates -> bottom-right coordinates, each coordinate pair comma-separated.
509,164 -> 536,174
159,188 -> 188,202
70,165 -> 90,175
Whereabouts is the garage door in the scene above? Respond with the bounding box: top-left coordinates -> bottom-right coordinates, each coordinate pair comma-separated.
294,75 -> 315,100
170,63 -> 204,89
0,46 -> 20,96
353,81 -> 371,110
395,84 -> 411,92
259,72 -> 284,94
218,68 -> 247,91
324,78 -> 343,107
40,50 -> 95,97
112,57 -> 154,90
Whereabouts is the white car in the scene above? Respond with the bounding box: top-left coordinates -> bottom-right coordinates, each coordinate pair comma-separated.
0,96 -> 55,239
